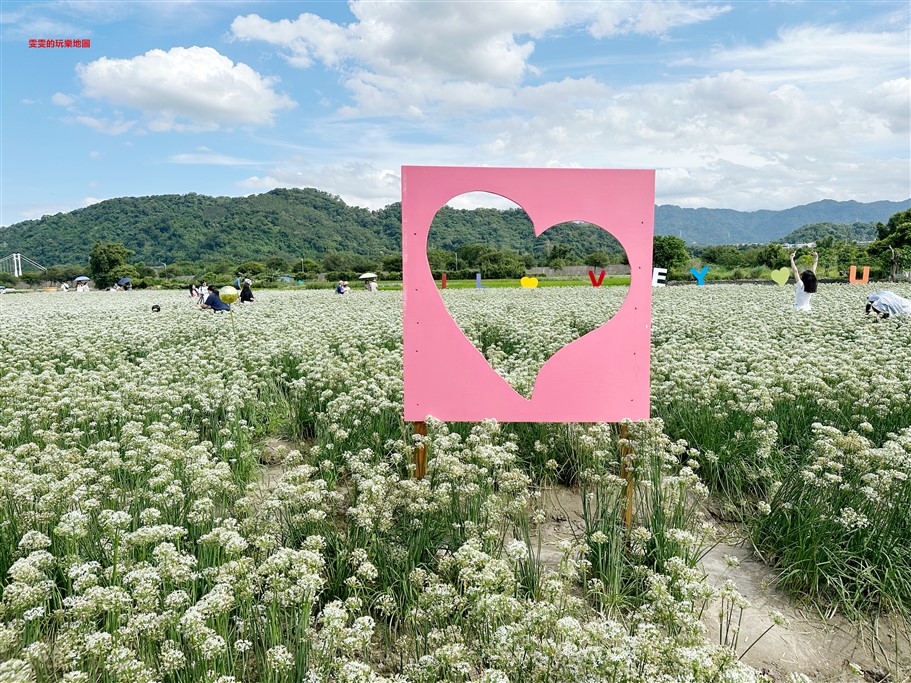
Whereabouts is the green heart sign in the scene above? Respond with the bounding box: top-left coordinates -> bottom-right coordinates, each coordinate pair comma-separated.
770,267 -> 791,286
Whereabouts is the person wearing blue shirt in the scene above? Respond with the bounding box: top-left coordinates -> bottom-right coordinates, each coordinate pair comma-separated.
200,285 -> 231,312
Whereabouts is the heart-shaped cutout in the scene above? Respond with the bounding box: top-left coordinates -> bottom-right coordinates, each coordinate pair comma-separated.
430,194 -> 630,398
770,267 -> 790,286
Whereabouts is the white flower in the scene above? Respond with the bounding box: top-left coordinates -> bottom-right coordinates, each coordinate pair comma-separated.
266,645 -> 294,672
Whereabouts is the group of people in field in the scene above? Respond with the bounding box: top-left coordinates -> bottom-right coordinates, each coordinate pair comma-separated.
790,250 -> 910,319
191,278 -> 255,312
190,272 -> 381,314
335,279 -> 378,294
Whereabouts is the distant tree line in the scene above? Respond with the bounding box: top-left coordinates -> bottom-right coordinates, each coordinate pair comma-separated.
661,211 -> 911,280
4,210 -> 907,288
0,189 -> 629,268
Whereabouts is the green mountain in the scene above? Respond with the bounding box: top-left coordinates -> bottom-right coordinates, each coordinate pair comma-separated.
0,189 -> 396,266
1,188 -> 908,266
776,221 -> 879,245
655,199 -> 909,244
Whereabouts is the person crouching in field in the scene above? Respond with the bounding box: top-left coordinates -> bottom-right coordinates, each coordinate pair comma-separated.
790,250 -> 818,312
866,291 -> 911,319
240,279 -> 254,303
199,285 -> 231,312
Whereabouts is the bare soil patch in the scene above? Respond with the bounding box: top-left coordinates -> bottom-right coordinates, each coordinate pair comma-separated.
534,486 -> 911,682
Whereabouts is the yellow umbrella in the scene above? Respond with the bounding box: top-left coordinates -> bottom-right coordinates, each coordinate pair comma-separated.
219,285 -> 239,304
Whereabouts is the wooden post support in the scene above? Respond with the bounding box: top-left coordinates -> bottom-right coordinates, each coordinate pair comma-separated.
413,421 -> 428,479
619,424 -> 633,529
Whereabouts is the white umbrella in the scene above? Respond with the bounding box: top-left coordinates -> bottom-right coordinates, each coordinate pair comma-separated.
358,272 -> 378,279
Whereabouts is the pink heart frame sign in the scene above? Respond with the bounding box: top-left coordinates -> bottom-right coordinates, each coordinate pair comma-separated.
403,166 -> 655,423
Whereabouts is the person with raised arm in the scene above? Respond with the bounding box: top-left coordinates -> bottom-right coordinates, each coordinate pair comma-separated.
790,250 -> 818,312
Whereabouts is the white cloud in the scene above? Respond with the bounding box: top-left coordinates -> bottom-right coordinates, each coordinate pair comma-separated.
446,192 -> 522,210
231,3 -> 555,84
51,92 -> 74,106
466,53 -> 907,210
16,195 -> 106,221
225,4 -> 908,212
170,151 -> 263,166
581,1 -> 731,38
2,0 -> 240,40
693,25 -> 910,87
864,78 -> 911,134
230,1 -> 726,117
1,15 -> 84,40
89,151 -> 100,158
238,162 -> 400,209
238,175 -> 279,190
76,46 -> 296,131
75,115 -> 136,135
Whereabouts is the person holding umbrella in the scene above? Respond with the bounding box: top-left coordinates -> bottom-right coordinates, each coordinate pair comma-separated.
359,272 -> 378,293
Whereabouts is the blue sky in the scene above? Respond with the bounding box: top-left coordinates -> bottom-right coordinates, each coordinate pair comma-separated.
1,0 -> 908,227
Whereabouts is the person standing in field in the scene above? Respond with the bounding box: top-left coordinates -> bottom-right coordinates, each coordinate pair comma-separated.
790,250 -> 818,312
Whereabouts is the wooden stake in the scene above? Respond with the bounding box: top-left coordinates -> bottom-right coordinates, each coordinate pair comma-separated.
413,421 -> 428,479
619,423 -> 634,528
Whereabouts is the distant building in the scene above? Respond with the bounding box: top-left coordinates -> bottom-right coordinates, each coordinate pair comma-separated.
780,242 -> 816,249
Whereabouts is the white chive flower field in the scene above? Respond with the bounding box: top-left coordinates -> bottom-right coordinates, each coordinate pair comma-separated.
1,283 -> 909,682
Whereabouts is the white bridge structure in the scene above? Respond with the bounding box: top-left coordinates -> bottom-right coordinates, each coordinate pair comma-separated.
0,253 -> 46,277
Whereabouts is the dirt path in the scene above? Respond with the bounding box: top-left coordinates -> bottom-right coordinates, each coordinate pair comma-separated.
256,437 -> 297,488
701,538 -> 910,682
534,486 -> 911,682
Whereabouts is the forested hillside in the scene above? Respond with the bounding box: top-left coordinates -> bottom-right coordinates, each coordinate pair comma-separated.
1,190 -> 395,266
777,221 -> 879,245
1,188 -> 907,266
655,199 -> 908,244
